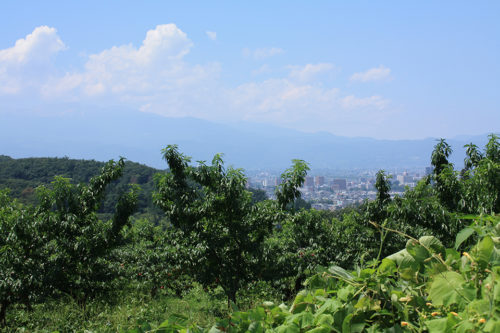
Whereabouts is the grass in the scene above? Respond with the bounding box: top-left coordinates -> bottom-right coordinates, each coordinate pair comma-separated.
4,282 -> 283,332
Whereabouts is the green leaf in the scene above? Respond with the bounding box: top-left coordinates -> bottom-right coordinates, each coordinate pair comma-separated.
455,320 -> 476,333
315,314 -> 334,326
419,236 -> 445,257
306,274 -> 326,289
299,311 -> 315,329
341,313 -> 365,333
406,239 -> 430,263
425,318 -> 450,333
484,319 -> 500,332
337,285 -> 354,302
377,258 -> 396,275
386,249 -> 408,265
305,326 -> 331,333
467,298 -> 490,315
315,298 -> 342,316
428,271 -> 474,307
455,227 -> 475,250
474,236 -> 494,265
328,265 -> 353,281
276,323 -> 300,333
167,313 -> 189,327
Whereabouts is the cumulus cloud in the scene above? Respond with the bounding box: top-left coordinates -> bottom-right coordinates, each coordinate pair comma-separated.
243,47 -> 283,60
227,77 -> 390,132
0,26 -> 65,64
206,31 -> 217,41
0,26 -> 65,94
0,25 -> 393,135
288,63 -> 334,81
350,65 -> 391,82
40,24 -> 220,102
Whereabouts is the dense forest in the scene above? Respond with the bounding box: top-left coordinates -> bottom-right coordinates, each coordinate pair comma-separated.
0,156 -> 162,218
1,135 -> 499,331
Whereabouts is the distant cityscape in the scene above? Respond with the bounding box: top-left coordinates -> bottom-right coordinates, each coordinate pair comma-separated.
247,167 -> 433,211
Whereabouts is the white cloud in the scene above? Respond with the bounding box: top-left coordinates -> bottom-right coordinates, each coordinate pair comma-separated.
206,31 -> 217,41
0,26 -> 65,64
0,25 -> 393,136
0,26 -> 65,94
227,78 -> 390,131
42,24 -> 218,101
243,47 -> 283,60
289,63 -> 334,81
350,65 -> 391,82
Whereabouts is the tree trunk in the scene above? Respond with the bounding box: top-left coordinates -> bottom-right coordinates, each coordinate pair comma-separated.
227,289 -> 237,310
0,301 -> 8,327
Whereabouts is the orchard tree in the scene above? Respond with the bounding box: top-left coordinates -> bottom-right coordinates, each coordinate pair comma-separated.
431,139 -> 461,210
154,146 -> 269,305
464,143 -> 483,171
0,159 -> 138,325
35,158 -> 138,306
0,191 -> 46,326
460,134 -> 500,214
275,159 -> 309,211
154,146 -> 313,304
485,133 -> 500,163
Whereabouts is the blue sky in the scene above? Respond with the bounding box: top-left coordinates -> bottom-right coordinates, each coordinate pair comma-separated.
0,1 -> 499,139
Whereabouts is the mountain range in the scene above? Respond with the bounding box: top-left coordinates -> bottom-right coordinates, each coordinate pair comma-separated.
0,106 -> 494,170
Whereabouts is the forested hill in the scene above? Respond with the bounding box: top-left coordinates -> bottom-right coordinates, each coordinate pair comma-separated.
0,155 -> 160,215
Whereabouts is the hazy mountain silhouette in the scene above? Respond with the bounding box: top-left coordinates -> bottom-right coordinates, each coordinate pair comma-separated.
0,106 -> 492,170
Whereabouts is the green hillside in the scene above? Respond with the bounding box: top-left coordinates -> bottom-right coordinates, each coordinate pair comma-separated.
0,155 -> 160,216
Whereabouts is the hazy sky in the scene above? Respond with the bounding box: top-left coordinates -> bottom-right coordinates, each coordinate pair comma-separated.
1,1 -> 499,139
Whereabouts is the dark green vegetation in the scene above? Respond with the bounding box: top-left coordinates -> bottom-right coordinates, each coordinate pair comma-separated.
1,134 -> 499,331
0,156 -> 160,218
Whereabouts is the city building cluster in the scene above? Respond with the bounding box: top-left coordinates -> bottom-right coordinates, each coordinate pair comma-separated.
247,168 -> 428,211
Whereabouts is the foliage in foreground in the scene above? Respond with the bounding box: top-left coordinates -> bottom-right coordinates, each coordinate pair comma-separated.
136,214 -> 500,333
1,134 -> 499,330
0,159 -> 138,324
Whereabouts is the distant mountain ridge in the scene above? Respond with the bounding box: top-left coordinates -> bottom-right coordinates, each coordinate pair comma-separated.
0,107 -> 494,170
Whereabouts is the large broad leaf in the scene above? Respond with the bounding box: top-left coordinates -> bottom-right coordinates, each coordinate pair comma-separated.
291,291 -> 314,314
484,320 -> 500,332
425,315 -> 459,333
419,236 -> 445,257
425,318 -> 449,333
455,227 -> 475,250
387,249 -> 417,270
299,312 -> 315,329
455,320 -> 476,333
428,271 -> 475,307
406,236 -> 445,264
398,250 -> 419,280
474,236 -> 494,266
328,265 -> 353,281
386,249 -> 407,265
406,239 -> 430,263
